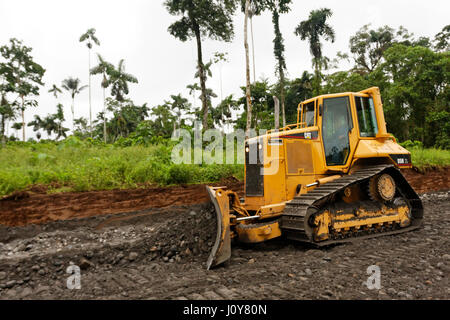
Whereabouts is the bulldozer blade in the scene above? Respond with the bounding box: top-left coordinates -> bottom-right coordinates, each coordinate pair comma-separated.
205,186 -> 231,270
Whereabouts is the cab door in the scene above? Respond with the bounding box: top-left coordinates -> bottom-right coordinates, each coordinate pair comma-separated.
319,94 -> 358,170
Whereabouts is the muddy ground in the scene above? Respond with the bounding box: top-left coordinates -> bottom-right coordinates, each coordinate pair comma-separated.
0,195 -> 448,300
0,168 -> 448,300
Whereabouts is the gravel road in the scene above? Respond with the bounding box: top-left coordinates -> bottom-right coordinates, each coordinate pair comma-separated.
0,191 -> 448,300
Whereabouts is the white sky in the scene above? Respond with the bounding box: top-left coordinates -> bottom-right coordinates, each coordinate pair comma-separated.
0,0 -> 449,139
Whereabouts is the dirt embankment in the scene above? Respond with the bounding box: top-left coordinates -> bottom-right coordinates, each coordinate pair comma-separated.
0,177 -> 243,227
401,167 -> 449,194
0,167 -> 448,228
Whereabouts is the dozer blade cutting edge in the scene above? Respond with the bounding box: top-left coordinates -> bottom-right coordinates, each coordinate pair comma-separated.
205,186 -> 231,270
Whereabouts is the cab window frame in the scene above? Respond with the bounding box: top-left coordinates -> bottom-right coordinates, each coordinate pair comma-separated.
354,94 -> 379,138
300,100 -> 316,127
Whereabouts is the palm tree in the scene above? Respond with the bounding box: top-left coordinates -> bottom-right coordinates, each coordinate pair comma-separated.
107,59 -> 138,102
294,8 -> 335,95
165,0 -> 236,131
90,54 -> 113,143
61,77 -> 87,128
267,0 -> 291,127
79,28 -> 100,137
169,94 -> 191,133
244,0 -> 252,137
186,83 -> 201,124
48,84 -> 62,99
212,52 -> 228,101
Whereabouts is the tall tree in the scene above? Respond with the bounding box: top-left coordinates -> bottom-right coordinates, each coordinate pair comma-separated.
267,0 -> 291,127
79,28 -> 100,137
294,8 -> 335,95
90,54 -> 114,143
165,0 -> 237,130
0,38 -> 45,141
62,77 -> 87,128
239,0 -> 267,82
107,59 -> 138,102
244,0 -> 252,136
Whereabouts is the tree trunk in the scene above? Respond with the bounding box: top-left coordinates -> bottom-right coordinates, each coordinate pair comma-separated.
272,9 -> 286,127
273,96 -> 279,130
244,0 -> 252,138
72,97 -> 75,129
1,115 -> 5,146
88,47 -> 92,138
103,86 -> 107,143
193,23 -> 208,130
314,61 -> 320,96
21,95 -> 25,141
250,14 -> 256,83
280,66 -> 286,127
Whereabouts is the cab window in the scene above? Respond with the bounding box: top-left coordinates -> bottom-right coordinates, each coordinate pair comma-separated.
355,96 -> 378,137
302,101 -> 315,127
322,96 -> 352,166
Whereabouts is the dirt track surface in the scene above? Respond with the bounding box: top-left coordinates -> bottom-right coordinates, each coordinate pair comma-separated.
0,191 -> 448,300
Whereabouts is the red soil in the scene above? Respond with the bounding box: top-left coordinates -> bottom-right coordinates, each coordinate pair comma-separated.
0,178 -> 244,227
0,167 -> 448,227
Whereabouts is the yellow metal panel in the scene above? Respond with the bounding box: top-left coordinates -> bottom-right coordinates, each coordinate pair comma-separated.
236,221 -> 282,243
285,140 -> 314,174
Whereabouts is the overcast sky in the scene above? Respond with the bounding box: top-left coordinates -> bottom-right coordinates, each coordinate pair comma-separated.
0,0 -> 448,139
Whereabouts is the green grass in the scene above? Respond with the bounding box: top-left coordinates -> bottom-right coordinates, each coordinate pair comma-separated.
0,139 -> 448,197
408,147 -> 450,171
0,139 -> 244,197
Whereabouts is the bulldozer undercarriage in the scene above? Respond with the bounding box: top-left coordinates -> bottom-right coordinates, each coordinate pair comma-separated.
207,164 -> 423,269
281,164 -> 423,245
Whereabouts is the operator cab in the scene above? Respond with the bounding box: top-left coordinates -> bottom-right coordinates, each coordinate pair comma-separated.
298,90 -> 381,169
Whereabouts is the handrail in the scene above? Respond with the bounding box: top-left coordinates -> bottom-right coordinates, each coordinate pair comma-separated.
267,122 -> 307,134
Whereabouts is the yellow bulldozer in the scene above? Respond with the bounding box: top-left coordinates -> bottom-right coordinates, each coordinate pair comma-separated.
206,87 -> 423,269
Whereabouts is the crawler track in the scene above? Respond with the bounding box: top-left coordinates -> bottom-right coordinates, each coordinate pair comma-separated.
281,165 -> 423,245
